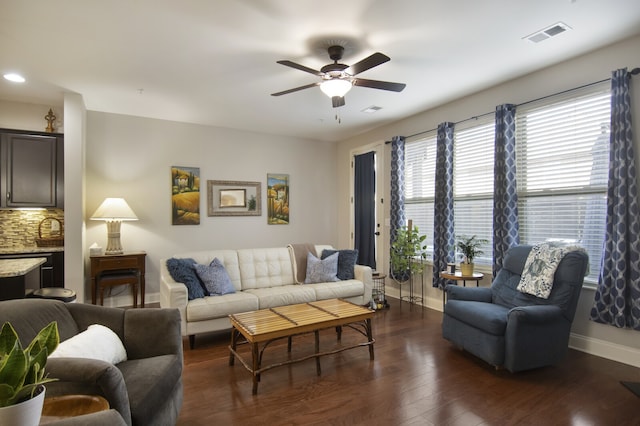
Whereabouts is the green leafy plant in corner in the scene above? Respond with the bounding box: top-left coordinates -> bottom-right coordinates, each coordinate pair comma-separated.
456,235 -> 489,264
390,225 -> 427,281
0,321 -> 59,407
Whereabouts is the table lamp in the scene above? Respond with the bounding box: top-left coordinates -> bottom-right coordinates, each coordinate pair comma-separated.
90,198 -> 138,255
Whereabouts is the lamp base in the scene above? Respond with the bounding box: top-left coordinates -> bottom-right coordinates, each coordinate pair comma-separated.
104,220 -> 124,255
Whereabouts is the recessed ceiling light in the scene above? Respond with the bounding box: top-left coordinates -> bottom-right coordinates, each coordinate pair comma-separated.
362,106 -> 382,114
3,73 -> 26,83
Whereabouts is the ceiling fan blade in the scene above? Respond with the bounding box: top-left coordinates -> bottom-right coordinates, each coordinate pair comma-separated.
353,78 -> 406,92
332,96 -> 345,108
276,60 -> 322,76
271,82 -> 319,96
346,52 -> 390,75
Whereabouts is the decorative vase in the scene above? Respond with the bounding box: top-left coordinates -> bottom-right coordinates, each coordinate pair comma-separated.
460,263 -> 474,276
0,385 -> 45,426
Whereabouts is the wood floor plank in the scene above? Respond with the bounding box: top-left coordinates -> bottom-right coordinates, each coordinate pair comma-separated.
177,298 -> 640,425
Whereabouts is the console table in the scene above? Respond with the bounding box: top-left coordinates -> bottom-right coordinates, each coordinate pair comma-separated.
90,252 -> 146,307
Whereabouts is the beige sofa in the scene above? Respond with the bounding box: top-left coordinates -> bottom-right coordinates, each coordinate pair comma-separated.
160,245 -> 373,348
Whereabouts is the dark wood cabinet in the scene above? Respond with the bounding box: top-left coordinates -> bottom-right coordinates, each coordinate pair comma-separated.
0,130 -> 64,208
0,251 -> 64,288
40,251 -> 65,287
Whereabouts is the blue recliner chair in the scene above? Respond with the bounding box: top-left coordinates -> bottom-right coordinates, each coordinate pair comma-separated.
442,245 -> 589,372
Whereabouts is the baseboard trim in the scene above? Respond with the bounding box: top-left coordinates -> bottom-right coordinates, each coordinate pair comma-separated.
569,333 -> 640,368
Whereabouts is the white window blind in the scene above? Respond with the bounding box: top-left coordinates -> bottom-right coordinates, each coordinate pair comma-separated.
405,134 -> 436,258
515,84 -> 610,283
453,119 -> 495,265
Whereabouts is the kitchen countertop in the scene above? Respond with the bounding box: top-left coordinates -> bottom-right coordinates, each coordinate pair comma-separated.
0,246 -> 64,255
0,258 -> 46,278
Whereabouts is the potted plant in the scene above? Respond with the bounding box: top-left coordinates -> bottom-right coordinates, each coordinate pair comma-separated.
456,235 -> 488,276
0,321 -> 59,426
390,224 -> 427,283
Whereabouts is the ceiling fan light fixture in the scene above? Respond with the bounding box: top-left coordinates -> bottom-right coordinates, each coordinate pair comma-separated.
320,79 -> 352,98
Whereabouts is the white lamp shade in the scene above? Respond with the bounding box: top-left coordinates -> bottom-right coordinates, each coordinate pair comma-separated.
90,198 -> 138,221
320,79 -> 352,98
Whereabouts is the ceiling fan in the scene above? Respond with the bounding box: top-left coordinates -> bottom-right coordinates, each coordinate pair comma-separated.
271,45 -> 406,108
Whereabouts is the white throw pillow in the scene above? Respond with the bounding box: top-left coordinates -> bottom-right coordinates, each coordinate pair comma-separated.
49,324 -> 128,364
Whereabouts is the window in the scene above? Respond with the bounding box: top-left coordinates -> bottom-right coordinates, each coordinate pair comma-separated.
516,85 -> 610,283
404,118 -> 496,265
401,83 -> 610,283
453,119 -> 495,265
405,134 -> 436,259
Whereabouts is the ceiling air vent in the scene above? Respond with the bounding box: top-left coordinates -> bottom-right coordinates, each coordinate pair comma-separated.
361,105 -> 382,114
524,22 -> 572,43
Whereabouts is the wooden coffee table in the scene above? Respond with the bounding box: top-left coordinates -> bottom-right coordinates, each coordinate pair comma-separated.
229,298 -> 374,394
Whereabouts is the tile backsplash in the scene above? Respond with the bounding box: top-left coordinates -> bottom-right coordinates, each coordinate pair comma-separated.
0,209 -> 64,248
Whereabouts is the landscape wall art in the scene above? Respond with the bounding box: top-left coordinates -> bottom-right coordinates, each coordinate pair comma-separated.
172,166 -> 200,225
267,173 -> 289,225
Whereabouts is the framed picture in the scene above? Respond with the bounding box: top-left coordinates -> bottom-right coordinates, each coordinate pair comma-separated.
208,180 -> 261,216
171,166 -> 200,225
267,173 -> 289,224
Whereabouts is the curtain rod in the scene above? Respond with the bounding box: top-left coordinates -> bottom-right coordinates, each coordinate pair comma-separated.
386,67 -> 639,143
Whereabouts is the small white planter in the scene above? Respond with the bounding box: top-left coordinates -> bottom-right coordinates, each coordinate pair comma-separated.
0,386 -> 45,426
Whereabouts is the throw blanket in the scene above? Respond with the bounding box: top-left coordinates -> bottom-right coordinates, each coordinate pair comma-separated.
517,242 -> 587,299
288,243 -> 317,284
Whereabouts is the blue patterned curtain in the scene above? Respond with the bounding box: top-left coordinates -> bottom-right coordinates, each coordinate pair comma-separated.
493,104 -> 520,277
590,68 -> 640,330
390,136 -> 407,277
432,122 -> 455,288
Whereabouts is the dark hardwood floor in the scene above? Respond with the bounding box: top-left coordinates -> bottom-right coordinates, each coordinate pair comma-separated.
177,298 -> 640,425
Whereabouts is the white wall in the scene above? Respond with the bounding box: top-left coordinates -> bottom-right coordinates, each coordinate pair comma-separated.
84,112 -> 338,304
0,100 -> 63,132
337,34 -> 640,367
63,93 -> 87,302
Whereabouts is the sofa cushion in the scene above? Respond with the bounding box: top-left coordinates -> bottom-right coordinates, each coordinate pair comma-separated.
321,249 -> 358,280
186,292 -> 259,322
305,252 -> 340,284
117,354 -> 182,426
245,285 -> 317,309
309,279 -> 364,300
166,258 -> 207,300
50,324 -> 127,364
238,248 -> 295,289
444,300 -> 510,335
195,258 -> 236,296
0,299 -> 80,344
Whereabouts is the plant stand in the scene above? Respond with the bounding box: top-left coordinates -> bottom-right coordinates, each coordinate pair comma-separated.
372,273 -> 389,309
399,262 -> 424,305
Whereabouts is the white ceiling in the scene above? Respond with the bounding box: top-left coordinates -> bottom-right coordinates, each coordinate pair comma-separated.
1,0 -> 639,142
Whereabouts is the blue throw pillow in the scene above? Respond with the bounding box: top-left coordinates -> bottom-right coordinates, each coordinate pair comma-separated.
166,258 -> 207,300
305,252 -> 340,284
195,258 -> 236,296
322,249 -> 359,280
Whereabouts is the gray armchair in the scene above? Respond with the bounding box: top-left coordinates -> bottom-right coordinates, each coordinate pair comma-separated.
0,299 -> 183,426
442,245 -> 588,372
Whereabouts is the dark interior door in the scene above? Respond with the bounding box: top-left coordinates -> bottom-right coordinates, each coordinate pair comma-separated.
354,151 -> 377,269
